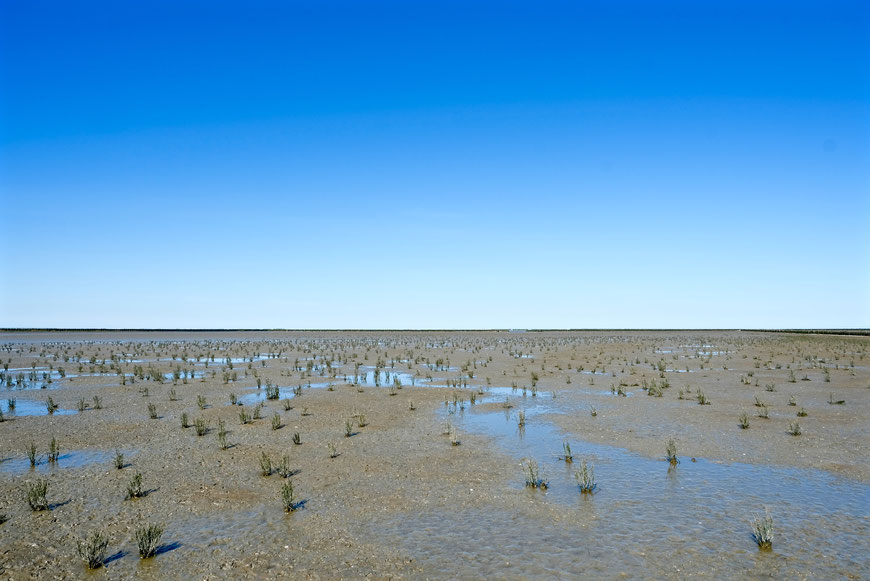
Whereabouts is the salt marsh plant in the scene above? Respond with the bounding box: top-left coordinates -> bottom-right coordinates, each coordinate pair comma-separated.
135,524 -> 163,558
147,403 -> 158,419
765,383 -> 776,392
194,417 -> 208,436
239,407 -> 252,424
27,442 -> 38,466
76,530 -> 109,569
758,405 -> 770,419
114,450 -> 125,469
229,392 -> 238,405
344,418 -> 354,437
357,413 -> 368,427
574,460 -> 596,493
292,432 -> 302,445
92,395 -> 102,409
449,424 -> 461,446
271,413 -> 282,431
788,395 -> 796,406
77,398 -> 88,412
666,439 -> 679,465
26,479 -> 49,511
409,400 -> 416,411
517,410 -> 526,428
181,412 -> 189,429
797,407 -> 808,417
277,454 -> 293,478
253,403 -> 264,420
281,480 -> 297,512
590,406 -> 597,417
47,437 -> 59,463
126,472 -> 145,499
265,385 -> 280,400
259,452 -> 273,476
196,395 -> 207,409
828,392 -> 845,405
328,442 -> 338,458
562,441 -> 574,463
522,459 -> 548,489
696,389 -> 710,405
45,397 -> 58,415
739,412 -> 750,429
168,388 -> 178,401
217,419 -> 230,449
283,398 -> 293,411
787,421 -> 802,436
752,509 -> 774,549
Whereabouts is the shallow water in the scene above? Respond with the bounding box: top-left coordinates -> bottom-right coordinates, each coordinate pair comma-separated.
0,398 -> 76,417
393,400 -> 870,578
0,449 -> 119,474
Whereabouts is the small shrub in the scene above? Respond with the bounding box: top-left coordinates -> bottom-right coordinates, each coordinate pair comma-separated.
409,400 -> 416,411
328,442 -> 338,458
168,388 -> 178,401
92,395 -> 103,409
181,412 -> 190,428
194,417 -> 208,436
738,412 -> 750,429
76,530 -> 109,569
787,420 -> 802,436
562,441 -> 573,463
357,413 -> 367,427
126,472 -> 145,499
757,405 -> 769,419
344,418 -> 354,438
135,524 -> 163,558
281,480 -> 297,512
27,442 -> 38,466
114,450 -> 125,469
239,407 -> 252,424
26,479 -> 49,511
282,398 -> 292,411
666,439 -> 679,465
229,392 -> 238,405
292,432 -> 302,445
217,419 -> 230,449
589,406 -> 597,417
797,407 -> 807,417
45,397 -> 58,415
271,413 -> 282,431
196,395 -> 207,409
253,403 -> 263,420
765,383 -> 776,392
788,395 -> 796,406
517,410 -> 526,428
147,403 -> 158,419
47,437 -> 59,463
259,452 -> 272,476
77,398 -> 88,412
523,459 -> 548,489
696,389 -> 710,405
574,460 -> 596,493
265,385 -> 280,400
277,454 -> 292,478
752,508 -> 773,549
449,424 -> 460,446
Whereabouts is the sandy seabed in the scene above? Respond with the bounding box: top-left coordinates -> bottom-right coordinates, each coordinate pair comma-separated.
0,330 -> 867,579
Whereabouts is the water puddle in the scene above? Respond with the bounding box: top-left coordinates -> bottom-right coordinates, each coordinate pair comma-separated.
384,398 -> 870,578
0,449 -> 121,474
0,399 -> 77,417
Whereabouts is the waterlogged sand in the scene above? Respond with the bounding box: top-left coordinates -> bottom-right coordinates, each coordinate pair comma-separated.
0,330 -> 867,579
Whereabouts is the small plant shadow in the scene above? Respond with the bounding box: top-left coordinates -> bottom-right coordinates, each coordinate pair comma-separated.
154,541 -> 182,556
48,498 -> 72,510
104,550 -> 127,565
289,499 -> 307,511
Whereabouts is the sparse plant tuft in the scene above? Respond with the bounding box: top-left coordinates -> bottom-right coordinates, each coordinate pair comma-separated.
752,508 -> 774,549
574,459 -> 596,493
26,479 -> 49,511
135,524 -> 163,558
76,530 -> 109,569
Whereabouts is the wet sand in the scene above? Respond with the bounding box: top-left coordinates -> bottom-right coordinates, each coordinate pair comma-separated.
0,330 -> 867,579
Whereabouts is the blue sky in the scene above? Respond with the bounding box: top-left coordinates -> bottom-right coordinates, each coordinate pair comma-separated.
1,1 -> 868,328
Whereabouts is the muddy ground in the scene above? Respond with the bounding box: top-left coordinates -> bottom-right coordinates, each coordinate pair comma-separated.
0,330 -> 867,579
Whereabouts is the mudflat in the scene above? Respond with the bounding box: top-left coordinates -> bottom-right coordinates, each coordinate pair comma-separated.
0,330 -> 867,579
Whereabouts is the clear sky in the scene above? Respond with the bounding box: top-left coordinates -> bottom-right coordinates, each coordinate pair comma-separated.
1,1 -> 868,329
